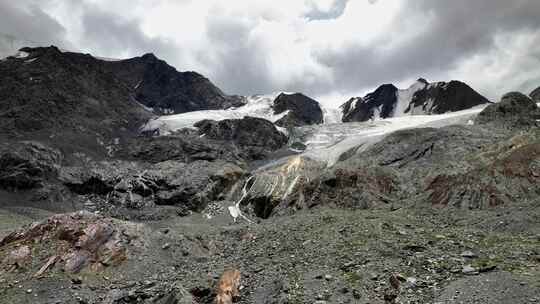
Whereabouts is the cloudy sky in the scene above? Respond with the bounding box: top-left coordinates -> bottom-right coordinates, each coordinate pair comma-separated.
1,0 -> 540,106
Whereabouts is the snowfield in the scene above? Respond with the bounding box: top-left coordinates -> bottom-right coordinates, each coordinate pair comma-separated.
299,105 -> 488,166
142,92 -> 296,135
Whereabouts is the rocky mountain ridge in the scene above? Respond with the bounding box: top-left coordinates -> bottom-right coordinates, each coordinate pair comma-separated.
0,46 -> 539,304
341,78 -> 491,122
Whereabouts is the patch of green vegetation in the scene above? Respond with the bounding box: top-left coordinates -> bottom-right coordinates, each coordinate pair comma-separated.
343,271 -> 362,286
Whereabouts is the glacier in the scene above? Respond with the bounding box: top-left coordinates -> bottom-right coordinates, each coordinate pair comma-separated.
142,93 -> 293,135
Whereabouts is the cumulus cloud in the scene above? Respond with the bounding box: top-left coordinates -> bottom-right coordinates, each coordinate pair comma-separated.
1,0 -> 540,105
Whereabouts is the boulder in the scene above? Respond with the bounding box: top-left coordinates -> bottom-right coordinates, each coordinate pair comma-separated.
476,92 -> 540,130
0,141 -> 62,190
194,116 -> 288,151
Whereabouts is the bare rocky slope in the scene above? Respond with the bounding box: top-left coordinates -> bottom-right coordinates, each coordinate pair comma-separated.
0,47 -> 539,304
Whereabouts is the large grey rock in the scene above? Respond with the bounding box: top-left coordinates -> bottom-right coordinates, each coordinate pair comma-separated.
59,159 -> 245,215
272,93 -> 324,127
121,117 -> 288,164
194,116 -> 288,151
476,92 -> 540,130
0,141 -> 62,190
230,156 -> 326,218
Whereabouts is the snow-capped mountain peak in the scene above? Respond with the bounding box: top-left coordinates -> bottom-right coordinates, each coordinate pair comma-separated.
341,78 -> 490,123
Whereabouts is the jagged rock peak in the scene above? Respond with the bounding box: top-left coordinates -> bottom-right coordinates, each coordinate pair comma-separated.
140,52 -> 158,61
417,78 -> 429,85
341,84 -> 398,122
530,86 -> 540,102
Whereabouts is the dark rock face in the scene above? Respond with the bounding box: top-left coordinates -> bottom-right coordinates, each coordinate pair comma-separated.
0,141 -> 62,190
272,93 -> 324,127
342,84 -> 398,122
0,46 -> 151,151
341,79 -> 490,122
194,117 -> 288,151
407,80 -> 490,114
59,159 -> 245,217
120,117 -> 288,164
119,133 -> 242,164
476,92 -> 540,130
530,86 -> 540,102
102,53 -> 244,114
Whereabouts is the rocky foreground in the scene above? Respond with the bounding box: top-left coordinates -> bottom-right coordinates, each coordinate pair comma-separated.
0,47 -> 539,304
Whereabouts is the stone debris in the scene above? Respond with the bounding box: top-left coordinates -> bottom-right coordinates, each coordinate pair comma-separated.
0,211 -> 129,274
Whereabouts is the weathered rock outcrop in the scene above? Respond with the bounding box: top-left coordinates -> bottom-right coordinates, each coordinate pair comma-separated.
476,92 -> 540,130
59,159 -> 245,217
0,211 -> 129,274
0,141 -> 62,190
194,116 -> 288,151
121,121 -> 288,165
232,156 -> 326,218
272,93 -> 324,127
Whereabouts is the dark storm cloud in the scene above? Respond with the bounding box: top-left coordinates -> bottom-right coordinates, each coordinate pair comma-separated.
305,0 -> 350,21
79,5 -> 179,61
314,0 -> 540,97
0,1 -> 70,51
